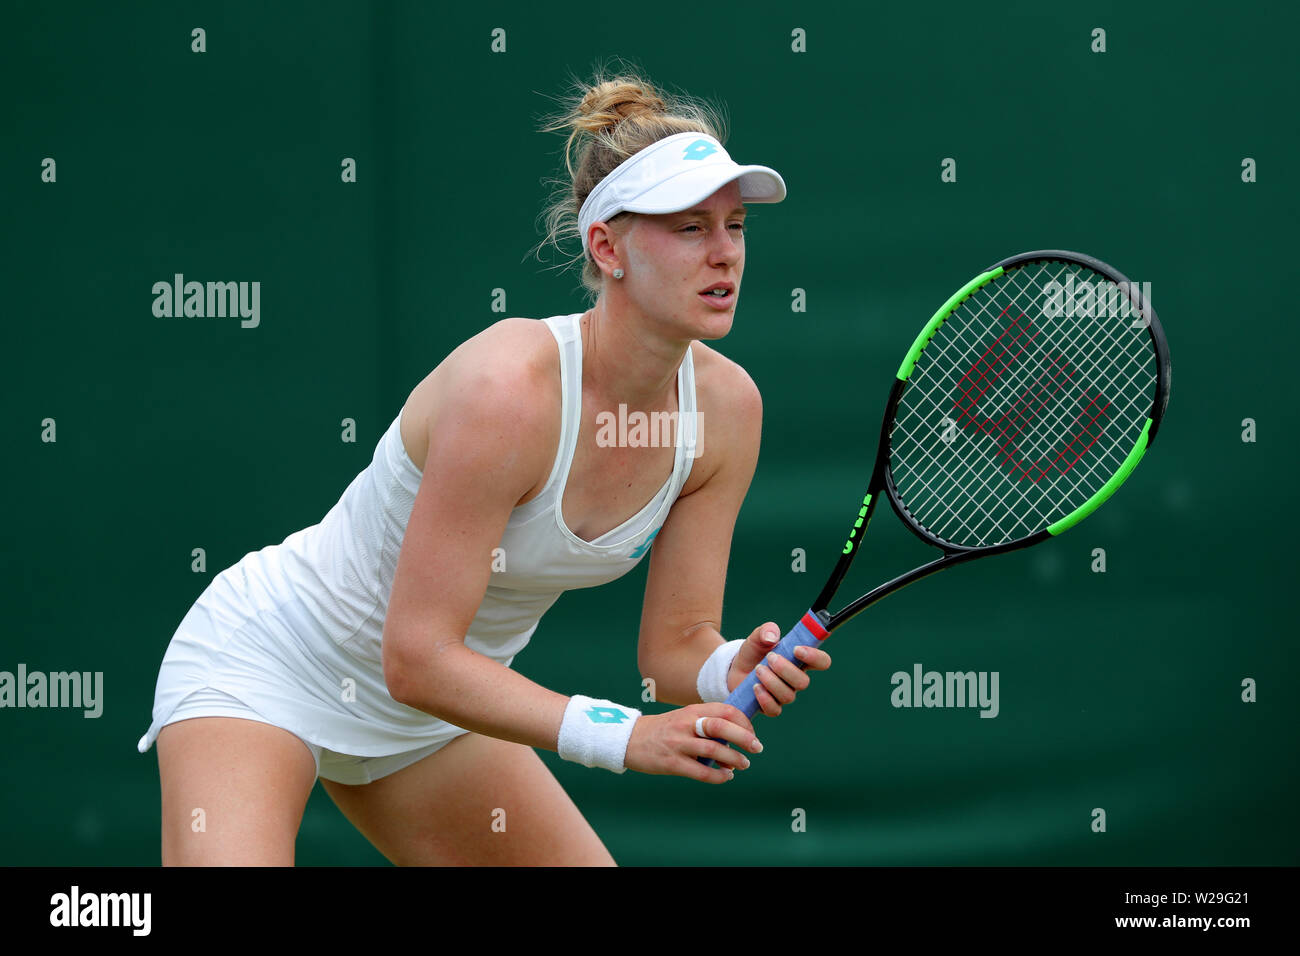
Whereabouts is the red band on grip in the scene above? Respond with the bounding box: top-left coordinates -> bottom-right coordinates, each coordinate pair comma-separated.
801,611 -> 829,640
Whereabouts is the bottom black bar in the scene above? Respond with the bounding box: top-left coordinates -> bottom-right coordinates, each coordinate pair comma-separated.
1,865 -> 1287,941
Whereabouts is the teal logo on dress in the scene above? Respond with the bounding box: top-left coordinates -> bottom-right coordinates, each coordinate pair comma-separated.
683,139 -> 717,161
629,527 -> 659,559
586,706 -> 628,724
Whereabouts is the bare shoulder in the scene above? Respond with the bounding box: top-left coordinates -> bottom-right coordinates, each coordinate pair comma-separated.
689,340 -> 763,430
681,341 -> 763,495
401,318 -> 561,475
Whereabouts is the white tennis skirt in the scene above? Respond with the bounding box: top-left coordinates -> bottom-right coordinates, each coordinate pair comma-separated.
137,569 -> 471,785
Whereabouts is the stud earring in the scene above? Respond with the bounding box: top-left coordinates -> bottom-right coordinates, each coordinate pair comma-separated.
613,268 -> 624,279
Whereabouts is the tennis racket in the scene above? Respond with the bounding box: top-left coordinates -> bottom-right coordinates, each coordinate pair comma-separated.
702,249 -> 1171,765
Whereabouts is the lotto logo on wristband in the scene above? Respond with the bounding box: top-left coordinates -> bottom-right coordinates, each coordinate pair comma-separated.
560,696 -> 640,773
585,706 -> 629,724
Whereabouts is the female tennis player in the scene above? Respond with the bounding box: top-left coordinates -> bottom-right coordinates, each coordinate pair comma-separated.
136,66 -> 831,865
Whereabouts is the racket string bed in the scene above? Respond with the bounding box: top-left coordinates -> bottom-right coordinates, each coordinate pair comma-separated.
891,260 -> 1159,549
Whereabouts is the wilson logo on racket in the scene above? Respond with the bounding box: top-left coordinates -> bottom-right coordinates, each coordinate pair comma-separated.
952,309 -> 1112,483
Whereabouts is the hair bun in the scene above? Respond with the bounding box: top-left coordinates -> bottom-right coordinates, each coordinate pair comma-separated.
577,80 -> 667,133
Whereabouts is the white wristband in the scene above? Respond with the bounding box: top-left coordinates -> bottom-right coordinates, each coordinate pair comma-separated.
696,639 -> 745,703
556,695 -> 642,773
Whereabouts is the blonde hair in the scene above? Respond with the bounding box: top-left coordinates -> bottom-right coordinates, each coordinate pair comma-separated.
532,58 -> 730,302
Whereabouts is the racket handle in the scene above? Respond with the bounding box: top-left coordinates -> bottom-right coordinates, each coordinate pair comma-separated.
696,611 -> 829,768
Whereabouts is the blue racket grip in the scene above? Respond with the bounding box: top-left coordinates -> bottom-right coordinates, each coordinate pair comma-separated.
696,611 -> 829,768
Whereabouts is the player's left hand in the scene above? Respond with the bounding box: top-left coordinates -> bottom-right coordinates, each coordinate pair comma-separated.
727,622 -> 831,717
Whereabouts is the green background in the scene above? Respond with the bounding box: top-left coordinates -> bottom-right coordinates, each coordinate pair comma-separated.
3,1 -> 1296,865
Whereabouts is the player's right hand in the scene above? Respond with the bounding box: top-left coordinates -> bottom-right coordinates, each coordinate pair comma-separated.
623,703 -> 761,783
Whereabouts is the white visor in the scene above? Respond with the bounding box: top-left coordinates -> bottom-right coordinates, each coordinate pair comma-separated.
578,131 -> 786,258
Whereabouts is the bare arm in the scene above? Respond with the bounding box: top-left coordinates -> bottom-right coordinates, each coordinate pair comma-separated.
637,356 -> 764,704
382,322 -> 571,750
636,355 -> 832,717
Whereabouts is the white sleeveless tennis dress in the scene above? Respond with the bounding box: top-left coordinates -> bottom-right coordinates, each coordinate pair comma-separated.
136,312 -> 698,784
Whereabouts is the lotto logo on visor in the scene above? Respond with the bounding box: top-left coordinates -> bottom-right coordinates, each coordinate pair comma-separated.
683,139 -> 718,161
585,705 -> 630,724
